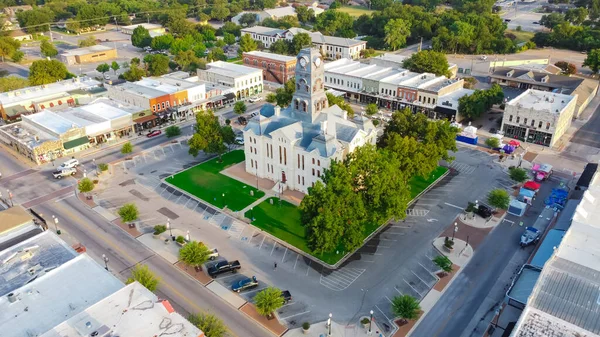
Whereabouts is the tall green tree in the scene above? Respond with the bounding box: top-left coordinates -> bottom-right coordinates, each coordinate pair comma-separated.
365,103 -> 379,116
96,63 -> 110,74
111,61 -> 120,74
392,295 -> 421,323
234,101 -> 247,115
487,189 -> 510,210
211,5 -> 230,21
314,10 -> 356,38
16,7 -> 55,33
291,33 -> 313,54
126,265 -> 160,291
402,50 -> 451,77
0,77 -> 29,92
269,39 -> 292,55
179,241 -> 212,269
132,25 -> 152,48
122,65 -> 146,81
78,177 -> 95,197
239,13 -> 258,27
40,40 -> 58,58
0,37 -> 20,62
223,32 -> 236,45
584,49 -> 600,74
188,313 -> 228,337
254,287 -> 285,317
151,34 -> 175,51
384,19 -> 411,51
458,84 -> 504,119
509,167 -> 528,183
239,34 -> 258,53
207,47 -> 227,61
189,110 -> 227,159
29,60 -> 68,86
144,54 -> 170,76
175,50 -> 200,71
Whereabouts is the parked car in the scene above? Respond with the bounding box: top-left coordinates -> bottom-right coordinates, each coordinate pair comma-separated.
504,18 -> 511,22
480,55 -> 488,60
520,227 -> 541,247
281,290 -> 292,303
59,159 -> 79,169
231,276 -> 259,293
103,73 -> 111,80
52,167 -> 77,179
72,243 -> 87,254
208,248 -> 219,260
249,96 -> 262,103
235,136 -> 244,145
533,21 -> 539,24
476,204 -> 493,218
237,116 -> 247,125
146,130 -> 162,138
207,260 -> 241,278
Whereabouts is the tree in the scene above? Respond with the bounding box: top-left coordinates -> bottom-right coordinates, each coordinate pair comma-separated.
296,6 -> 316,24
132,25 -> 152,48
189,110 -> 227,160
111,61 -> 120,74
540,13 -> 565,30
432,255 -> 453,275
207,47 -> 227,61
211,6 -> 231,21
29,60 -> 68,86
239,13 -> 258,27
254,287 -> 285,317
584,49 -> 600,74
78,36 -> 97,47
118,203 -> 139,222
290,33 -> 313,55
151,34 -> 175,51
224,33 -> 236,45
11,50 -> 24,62
126,265 -> 159,291
271,78 -> 296,107
458,84 -> 504,120
384,19 -> 411,51
360,48 -> 376,58
509,167 -> 528,183
0,76 -> 29,92
234,101 -> 247,115
175,50 -> 200,71
315,10 -> 356,38
40,40 -> 58,58
487,189 -> 510,210
0,37 -> 21,62
65,19 -> 81,33
565,7 -> 588,25
270,39 -> 292,55
221,125 -> 236,150
96,63 -> 110,74
122,65 -> 146,81
188,313 -> 228,337
78,177 -> 95,196
166,125 -> 181,138
327,92 -> 355,118
179,241 -> 212,269
402,50 -> 450,77
391,295 -> 421,323
554,61 -> 577,75
239,34 -> 258,53
365,103 -> 379,116
485,137 -> 500,149
121,141 -> 134,154
16,7 -> 54,33
145,54 -> 170,76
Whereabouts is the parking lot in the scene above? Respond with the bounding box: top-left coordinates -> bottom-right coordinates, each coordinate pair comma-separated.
101,140 -> 510,331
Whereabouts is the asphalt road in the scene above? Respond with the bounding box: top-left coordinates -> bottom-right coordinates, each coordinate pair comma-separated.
411,181 -> 557,337
33,196 -> 272,337
0,62 -> 29,78
570,98 -> 600,148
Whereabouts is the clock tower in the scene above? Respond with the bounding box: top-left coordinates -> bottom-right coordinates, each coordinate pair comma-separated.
291,48 -> 328,123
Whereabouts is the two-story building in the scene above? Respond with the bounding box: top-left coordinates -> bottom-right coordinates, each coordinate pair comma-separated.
198,61 -> 263,99
242,51 -> 296,84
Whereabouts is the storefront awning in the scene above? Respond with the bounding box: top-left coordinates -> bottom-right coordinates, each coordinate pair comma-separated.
224,93 -> 236,100
63,136 -> 89,150
134,114 -> 158,124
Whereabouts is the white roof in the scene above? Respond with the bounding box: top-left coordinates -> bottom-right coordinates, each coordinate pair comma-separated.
437,88 -> 475,111
244,50 -> 296,63
0,77 -> 100,107
264,5 -> 297,18
508,89 -> 576,115
122,23 -> 163,30
241,26 -> 285,36
0,254 -> 123,337
60,45 -> 115,57
205,61 -> 263,77
23,110 -> 79,134
41,282 -> 203,337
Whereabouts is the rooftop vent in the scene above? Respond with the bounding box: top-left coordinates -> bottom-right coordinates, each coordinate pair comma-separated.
7,293 -> 17,303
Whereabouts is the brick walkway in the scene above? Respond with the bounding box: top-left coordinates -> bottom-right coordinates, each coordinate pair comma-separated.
392,312 -> 424,337
240,303 -> 288,337
439,218 -> 493,251
176,261 -> 213,286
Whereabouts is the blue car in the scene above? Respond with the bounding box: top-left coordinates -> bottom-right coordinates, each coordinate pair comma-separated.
232,276 -> 258,293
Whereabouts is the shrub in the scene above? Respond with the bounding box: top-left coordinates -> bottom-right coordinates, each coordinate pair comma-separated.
176,235 -> 186,244
78,177 -> 95,194
93,179 -> 99,184
391,295 -> 421,323
165,125 -> 181,138
373,120 -> 380,126
118,203 -> 139,222
361,317 -> 370,324
153,224 -> 167,235
433,255 -> 453,274
302,322 -> 310,330
444,236 -> 454,248
98,163 -> 108,171
487,189 -> 510,209
509,167 -> 528,183
121,142 -> 133,154
485,137 -> 500,149
126,264 -> 159,291
254,287 -> 285,317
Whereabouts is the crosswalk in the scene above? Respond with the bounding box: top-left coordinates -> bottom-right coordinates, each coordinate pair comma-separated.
449,161 -> 476,174
406,209 -> 430,217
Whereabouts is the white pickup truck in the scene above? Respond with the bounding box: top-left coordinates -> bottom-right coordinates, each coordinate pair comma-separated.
52,167 -> 77,179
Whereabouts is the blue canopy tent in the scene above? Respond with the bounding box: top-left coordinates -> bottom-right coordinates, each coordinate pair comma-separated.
519,188 -> 536,204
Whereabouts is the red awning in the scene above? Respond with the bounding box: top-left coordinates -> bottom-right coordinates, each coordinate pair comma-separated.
523,181 -> 541,190
508,140 -> 521,147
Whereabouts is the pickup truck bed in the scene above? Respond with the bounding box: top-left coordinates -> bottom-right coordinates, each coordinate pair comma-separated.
207,260 -> 241,278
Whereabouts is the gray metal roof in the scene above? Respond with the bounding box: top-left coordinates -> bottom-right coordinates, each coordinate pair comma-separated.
554,199 -> 580,231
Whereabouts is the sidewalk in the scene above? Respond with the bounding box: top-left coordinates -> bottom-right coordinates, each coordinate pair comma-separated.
284,320 -> 386,337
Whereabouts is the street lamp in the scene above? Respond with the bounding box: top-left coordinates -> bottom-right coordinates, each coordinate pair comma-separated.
52,215 -> 61,235
452,222 -> 458,242
7,189 -> 13,207
369,310 -> 374,334
83,169 -> 87,178
250,207 -> 254,221
166,218 -> 173,239
222,193 -> 225,207
327,313 -> 332,337
185,230 -> 190,242
102,254 -> 109,271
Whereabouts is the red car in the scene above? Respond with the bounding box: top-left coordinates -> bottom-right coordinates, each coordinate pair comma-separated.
146,130 -> 162,138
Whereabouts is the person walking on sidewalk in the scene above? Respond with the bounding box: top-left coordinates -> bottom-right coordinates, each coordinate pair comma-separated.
274,262 -> 277,270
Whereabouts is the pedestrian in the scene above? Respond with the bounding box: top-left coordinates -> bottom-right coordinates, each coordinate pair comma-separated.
274,262 -> 277,270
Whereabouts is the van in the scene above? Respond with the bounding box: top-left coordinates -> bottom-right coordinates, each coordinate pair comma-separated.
59,159 -> 80,169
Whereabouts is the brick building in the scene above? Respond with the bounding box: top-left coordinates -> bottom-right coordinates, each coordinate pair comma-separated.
242,51 -> 296,84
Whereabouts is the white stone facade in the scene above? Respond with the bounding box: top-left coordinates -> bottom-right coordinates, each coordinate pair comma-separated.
198,61 -> 263,99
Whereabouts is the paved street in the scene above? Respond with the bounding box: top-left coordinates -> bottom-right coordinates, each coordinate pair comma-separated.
501,0 -> 545,32
570,97 -> 600,148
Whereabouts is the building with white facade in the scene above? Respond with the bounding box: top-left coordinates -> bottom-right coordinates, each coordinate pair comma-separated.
240,26 -> 366,59
501,89 -> 577,147
198,61 -> 263,99
324,57 -> 466,120
243,48 -> 377,194
231,4 -> 324,25
121,23 -> 166,37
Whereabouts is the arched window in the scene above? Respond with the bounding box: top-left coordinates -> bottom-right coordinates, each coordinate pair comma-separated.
280,65 -> 284,71
294,99 -> 299,110
244,58 -> 249,64
302,101 -> 307,112
253,60 -> 258,66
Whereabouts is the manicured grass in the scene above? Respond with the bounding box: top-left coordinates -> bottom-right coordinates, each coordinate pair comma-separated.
167,150 -> 264,212
245,166 -> 448,265
506,30 -> 535,44
336,5 -> 376,17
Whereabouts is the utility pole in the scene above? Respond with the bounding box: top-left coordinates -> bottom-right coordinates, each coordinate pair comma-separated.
48,23 -> 53,42
418,36 -> 423,52
114,16 -> 119,32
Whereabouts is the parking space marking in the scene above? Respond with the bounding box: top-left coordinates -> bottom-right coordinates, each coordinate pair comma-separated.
444,202 -> 464,210
305,260 -> 311,276
406,209 -> 430,217
394,286 -> 403,295
404,278 -> 423,297
293,254 -> 300,269
384,296 -> 393,304
213,273 -> 240,281
375,305 -> 392,322
246,230 -> 258,244
319,268 -> 365,291
270,242 -> 278,256
281,248 -> 288,262
279,311 -> 312,321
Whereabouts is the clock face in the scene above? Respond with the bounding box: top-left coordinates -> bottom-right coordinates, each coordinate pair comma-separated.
314,57 -> 321,67
299,57 -> 307,67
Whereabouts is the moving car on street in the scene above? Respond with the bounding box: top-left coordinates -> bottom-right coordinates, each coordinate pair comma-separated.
52,167 -> 77,179
207,260 -> 241,278
248,96 -> 262,103
146,130 -> 162,138
59,159 -> 79,169
231,276 -> 258,293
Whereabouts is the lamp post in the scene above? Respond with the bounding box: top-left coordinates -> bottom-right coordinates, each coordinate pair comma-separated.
222,193 -> 225,207
369,310 -> 374,334
452,222 -> 458,242
327,313 -> 332,337
185,230 -> 190,242
92,158 -> 97,175
166,218 -> 173,239
7,189 -> 13,207
83,169 -> 87,178
250,207 -> 254,221
52,215 -> 61,235
102,254 -> 109,271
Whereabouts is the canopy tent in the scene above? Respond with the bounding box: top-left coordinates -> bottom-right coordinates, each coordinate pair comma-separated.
508,140 -> 521,147
502,144 -> 516,154
532,163 -> 553,181
523,181 -> 541,191
508,199 -> 528,216
519,188 -> 536,204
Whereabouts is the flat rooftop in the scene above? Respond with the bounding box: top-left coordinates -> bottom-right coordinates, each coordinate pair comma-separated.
23,110 -> 79,135
310,33 -> 365,47
508,89 -> 575,114
0,121 -> 57,148
0,77 -> 100,106
41,282 -> 203,337
205,61 -> 262,77
122,23 -> 163,30
437,88 -> 475,110
0,254 -> 123,337
0,205 -> 34,235
244,50 -> 296,62
241,26 -> 285,36
60,45 -> 115,56
0,231 -> 77,297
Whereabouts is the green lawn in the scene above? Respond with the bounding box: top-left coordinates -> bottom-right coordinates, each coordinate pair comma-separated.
336,5 -> 376,17
245,166 -> 449,265
506,30 -> 535,44
167,150 -> 264,212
